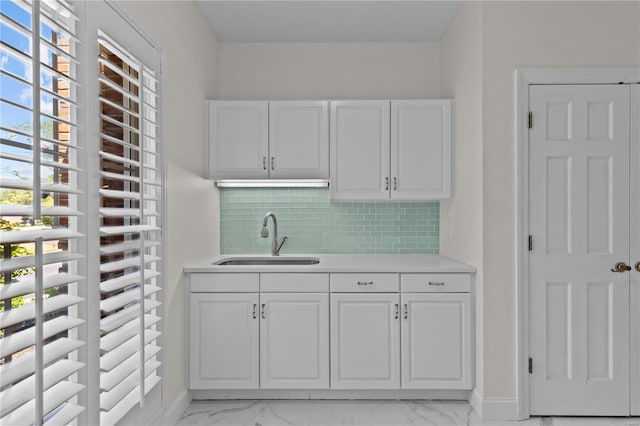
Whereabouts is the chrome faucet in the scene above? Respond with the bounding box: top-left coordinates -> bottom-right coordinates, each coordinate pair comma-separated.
261,212 -> 288,256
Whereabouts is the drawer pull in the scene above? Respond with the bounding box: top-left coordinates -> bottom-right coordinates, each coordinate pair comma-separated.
252,304 -> 257,319
261,303 -> 266,319
357,281 -> 373,286
428,281 -> 445,286
403,304 -> 408,319
394,303 -> 399,319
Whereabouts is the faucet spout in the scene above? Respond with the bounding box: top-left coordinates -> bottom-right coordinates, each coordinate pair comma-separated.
261,212 -> 287,256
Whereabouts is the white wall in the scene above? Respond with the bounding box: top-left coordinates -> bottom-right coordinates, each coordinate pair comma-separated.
112,1 -> 220,422
481,0 -> 640,399
439,0 -> 484,395
219,42 -> 441,99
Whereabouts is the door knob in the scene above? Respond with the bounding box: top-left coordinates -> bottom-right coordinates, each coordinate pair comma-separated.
611,262 -> 632,273
635,262 -> 640,273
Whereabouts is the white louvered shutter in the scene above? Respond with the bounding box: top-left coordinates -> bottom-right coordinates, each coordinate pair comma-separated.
0,1 -> 85,425
97,33 -> 163,425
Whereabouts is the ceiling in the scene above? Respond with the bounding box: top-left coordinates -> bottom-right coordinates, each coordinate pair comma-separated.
196,1 -> 463,43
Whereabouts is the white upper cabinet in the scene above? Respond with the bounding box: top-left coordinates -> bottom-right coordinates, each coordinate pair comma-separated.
330,100 -> 452,201
269,101 -> 329,179
207,101 -> 269,179
391,100 -> 452,200
207,100 -> 329,180
330,101 -> 391,201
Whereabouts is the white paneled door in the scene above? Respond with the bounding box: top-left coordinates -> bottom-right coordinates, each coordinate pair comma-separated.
529,84 -> 638,415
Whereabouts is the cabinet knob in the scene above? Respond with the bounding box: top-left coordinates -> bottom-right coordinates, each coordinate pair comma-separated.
635,262 -> 640,273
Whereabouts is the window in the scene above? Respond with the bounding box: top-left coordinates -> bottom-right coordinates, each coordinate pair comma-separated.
1,1 -> 164,424
97,33 -> 163,425
0,0 -> 85,424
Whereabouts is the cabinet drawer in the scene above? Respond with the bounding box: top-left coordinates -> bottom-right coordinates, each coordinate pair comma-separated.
330,274 -> 399,292
189,273 -> 259,292
260,273 -> 329,292
401,274 -> 470,293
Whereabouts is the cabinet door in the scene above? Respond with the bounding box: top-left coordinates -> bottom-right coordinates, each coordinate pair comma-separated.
330,293 -> 400,389
391,100 -> 452,200
189,293 -> 259,389
207,101 -> 269,179
330,101 -> 391,201
401,293 -> 471,389
260,293 -> 329,389
269,101 -> 329,179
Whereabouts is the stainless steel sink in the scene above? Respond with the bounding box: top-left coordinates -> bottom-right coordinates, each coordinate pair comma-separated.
213,257 -> 320,266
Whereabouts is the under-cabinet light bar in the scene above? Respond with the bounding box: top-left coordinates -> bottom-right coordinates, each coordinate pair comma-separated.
216,179 -> 329,188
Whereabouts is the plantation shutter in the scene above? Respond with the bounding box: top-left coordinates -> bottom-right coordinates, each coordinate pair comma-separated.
0,0 -> 86,425
97,32 -> 163,425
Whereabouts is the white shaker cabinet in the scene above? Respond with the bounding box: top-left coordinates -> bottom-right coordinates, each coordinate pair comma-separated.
207,101 -> 269,179
207,100 -> 329,180
330,293 -> 401,389
391,100 -> 452,200
330,100 -> 452,201
269,101 -> 329,179
330,101 -> 391,201
260,293 -> 329,389
189,293 -> 259,389
401,293 -> 472,389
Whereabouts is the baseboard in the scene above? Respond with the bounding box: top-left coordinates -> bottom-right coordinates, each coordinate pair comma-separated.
468,389 -> 519,421
192,389 -> 470,400
157,390 -> 192,425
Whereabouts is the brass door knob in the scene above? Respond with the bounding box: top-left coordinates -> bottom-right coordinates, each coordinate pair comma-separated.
635,262 -> 640,273
611,262 -> 632,273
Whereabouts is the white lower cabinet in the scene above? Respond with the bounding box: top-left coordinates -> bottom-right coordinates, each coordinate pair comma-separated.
188,271 -> 473,392
260,293 -> 329,389
401,293 -> 472,389
330,293 -> 401,389
189,293 -> 259,389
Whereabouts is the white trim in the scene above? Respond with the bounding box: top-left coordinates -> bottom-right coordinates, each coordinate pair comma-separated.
515,67 -> 640,421
469,390 -> 519,421
153,390 -> 192,426
191,389 -> 470,400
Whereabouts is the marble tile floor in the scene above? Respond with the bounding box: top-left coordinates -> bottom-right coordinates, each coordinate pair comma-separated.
176,400 -> 640,426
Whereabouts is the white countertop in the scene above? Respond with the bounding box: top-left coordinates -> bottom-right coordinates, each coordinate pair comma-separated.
184,254 -> 476,274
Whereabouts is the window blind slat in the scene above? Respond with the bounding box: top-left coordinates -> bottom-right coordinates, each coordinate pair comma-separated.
0,338 -> 84,386
99,224 -> 160,235
0,273 -> 83,300
0,359 -> 84,418
0,381 -> 84,426
100,329 -> 161,372
98,150 -> 140,168
0,294 -> 83,329
100,284 -> 161,313
0,251 -> 83,273
100,354 -> 160,392
99,299 -> 161,333
1,179 -> 83,194
99,374 -> 159,426
99,315 -> 160,352
100,240 -> 159,255
99,255 -> 161,274
100,269 -> 160,293
0,315 -> 84,360
0,228 -> 83,245
0,151 -> 83,171
43,402 -> 85,426
0,205 -> 83,216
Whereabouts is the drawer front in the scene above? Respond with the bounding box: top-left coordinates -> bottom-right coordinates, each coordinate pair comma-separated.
189,273 -> 259,292
260,273 -> 329,292
401,273 -> 471,293
330,273 -> 399,292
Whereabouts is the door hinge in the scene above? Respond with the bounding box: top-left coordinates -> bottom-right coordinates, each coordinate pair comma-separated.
528,235 -> 533,251
528,112 -> 533,129
528,357 -> 533,374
